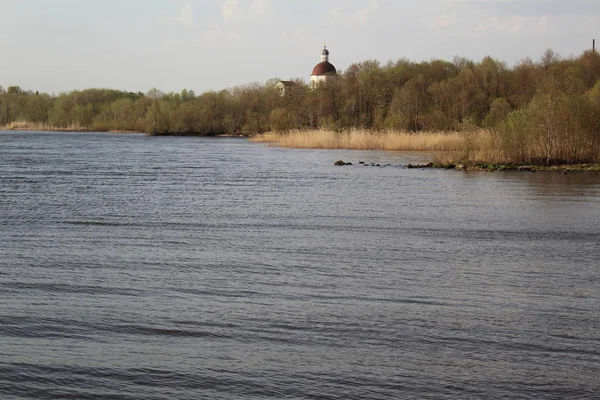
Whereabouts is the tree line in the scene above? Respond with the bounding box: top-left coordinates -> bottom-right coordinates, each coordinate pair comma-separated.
2,48 -> 600,163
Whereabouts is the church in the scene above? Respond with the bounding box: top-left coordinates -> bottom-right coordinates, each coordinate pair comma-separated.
274,45 -> 338,95
310,45 -> 337,88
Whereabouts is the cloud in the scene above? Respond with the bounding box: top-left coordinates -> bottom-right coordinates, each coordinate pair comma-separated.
175,3 -> 193,24
203,26 -> 222,40
441,0 -> 600,17
477,15 -> 549,34
535,16 -> 549,35
429,12 -> 458,28
478,15 -> 523,32
325,0 -> 387,27
369,0 -> 389,9
441,0 -> 523,3
223,0 -> 238,23
354,10 -> 369,25
279,28 -> 302,40
251,0 -> 268,15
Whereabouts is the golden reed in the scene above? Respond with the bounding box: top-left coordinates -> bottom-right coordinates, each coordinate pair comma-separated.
0,120 -> 87,132
251,128 -> 492,153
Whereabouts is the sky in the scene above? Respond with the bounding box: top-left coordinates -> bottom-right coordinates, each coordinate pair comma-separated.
0,0 -> 598,94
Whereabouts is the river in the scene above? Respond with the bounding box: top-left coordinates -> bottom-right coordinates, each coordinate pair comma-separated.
1,131 -> 599,399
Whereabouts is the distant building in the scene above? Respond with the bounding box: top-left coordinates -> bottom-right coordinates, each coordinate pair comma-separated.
310,46 -> 337,89
274,80 -> 296,97
274,45 -> 338,95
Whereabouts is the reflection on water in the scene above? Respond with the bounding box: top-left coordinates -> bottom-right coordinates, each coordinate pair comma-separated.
0,131 -> 599,400
519,170 -> 600,196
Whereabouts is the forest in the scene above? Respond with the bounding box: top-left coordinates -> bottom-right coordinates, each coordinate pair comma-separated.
1,48 -> 600,164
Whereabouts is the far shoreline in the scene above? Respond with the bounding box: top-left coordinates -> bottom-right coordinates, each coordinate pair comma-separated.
3,127 -> 600,172
0,126 -> 244,137
0,124 -> 142,134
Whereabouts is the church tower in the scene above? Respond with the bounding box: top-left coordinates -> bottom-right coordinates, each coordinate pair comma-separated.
321,46 -> 329,62
310,45 -> 337,88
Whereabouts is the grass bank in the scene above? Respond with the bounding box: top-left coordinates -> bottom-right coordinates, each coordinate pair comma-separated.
252,129 -> 600,171
0,120 -> 141,133
0,121 -> 89,132
251,129 -> 487,152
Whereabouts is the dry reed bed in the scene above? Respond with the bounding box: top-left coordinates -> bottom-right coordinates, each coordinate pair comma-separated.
252,129 -> 492,153
0,121 -> 87,132
252,129 -> 600,169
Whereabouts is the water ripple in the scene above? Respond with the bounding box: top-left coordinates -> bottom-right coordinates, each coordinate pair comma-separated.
1,132 -> 599,399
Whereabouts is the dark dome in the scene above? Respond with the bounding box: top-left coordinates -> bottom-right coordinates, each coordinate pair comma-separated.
312,61 -> 337,76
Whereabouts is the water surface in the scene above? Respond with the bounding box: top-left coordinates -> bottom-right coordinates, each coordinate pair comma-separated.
1,131 -> 599,399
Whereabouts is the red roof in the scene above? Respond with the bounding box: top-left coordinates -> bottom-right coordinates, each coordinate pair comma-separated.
311,61 -> 337,76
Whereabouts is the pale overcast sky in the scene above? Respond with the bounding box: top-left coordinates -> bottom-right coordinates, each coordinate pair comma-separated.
0,0 -> 598,94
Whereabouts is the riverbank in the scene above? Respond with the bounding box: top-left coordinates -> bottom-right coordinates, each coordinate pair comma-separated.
0,122 -> 239,136
251,129 -> 476,151
0,121 -> 145,133
331,160 -> 600,172
254,129 -> 600,172
408,162 -> 600,172
0,121 -> 92,132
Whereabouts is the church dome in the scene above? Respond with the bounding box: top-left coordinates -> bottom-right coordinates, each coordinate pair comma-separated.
312,61 -> 337,76
312,45 -> 336,76
310,45 -> 338,88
